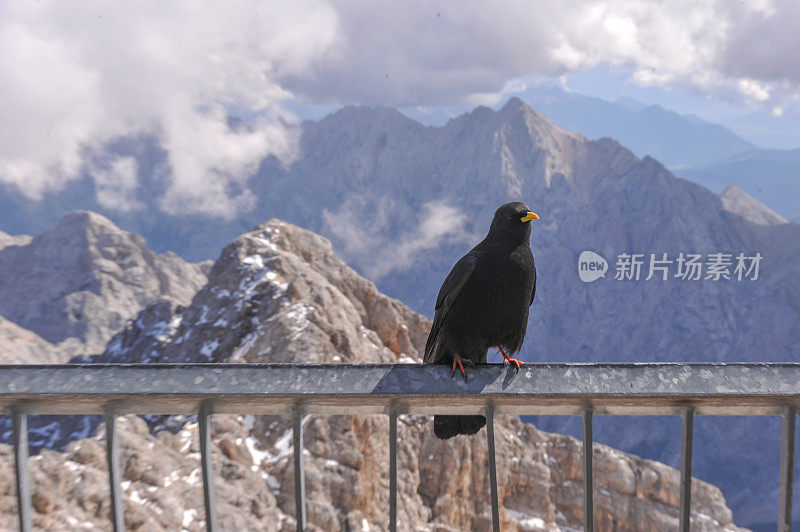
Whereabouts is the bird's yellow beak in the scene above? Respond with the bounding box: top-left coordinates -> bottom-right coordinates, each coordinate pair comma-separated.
520,212 -> 539,222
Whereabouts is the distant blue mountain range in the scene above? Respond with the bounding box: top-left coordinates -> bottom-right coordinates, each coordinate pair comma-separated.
520,86 -> 756,169
678,148 -> 800,223
514,86 -> 799,223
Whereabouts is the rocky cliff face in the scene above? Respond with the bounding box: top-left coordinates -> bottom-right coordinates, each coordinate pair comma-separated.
0,220 -> 745,531
0,211 -> 210,361
0,316 -> 62,364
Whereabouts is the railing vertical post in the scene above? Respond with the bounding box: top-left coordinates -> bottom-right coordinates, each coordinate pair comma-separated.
199,402 -> 218,532
486,405 -> 500,532
293,405 -> 307,531
388,407 -> 398,532
12,407 -> 32,532
582,408 -> 594,532
779,406 -> 796,532
104,412 -> 125,532
679,407 -> 695,532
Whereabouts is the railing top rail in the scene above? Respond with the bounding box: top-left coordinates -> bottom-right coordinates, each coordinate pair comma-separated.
2,362 -> 800,416
4,361 -> 800,369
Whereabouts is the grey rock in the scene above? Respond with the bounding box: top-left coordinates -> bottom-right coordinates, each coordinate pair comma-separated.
0,315 -> 63,364
0,211 -> 208,359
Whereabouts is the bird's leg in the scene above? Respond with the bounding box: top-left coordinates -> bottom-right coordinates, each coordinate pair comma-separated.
451,353 -> 469,382
497,346 -> 523,371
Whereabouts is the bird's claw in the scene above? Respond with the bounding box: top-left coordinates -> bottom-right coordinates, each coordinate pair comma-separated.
451,353 -> 469,382
497,346 -> 523,373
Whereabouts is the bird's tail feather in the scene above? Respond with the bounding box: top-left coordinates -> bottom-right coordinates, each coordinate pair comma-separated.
433,415 -> 486,439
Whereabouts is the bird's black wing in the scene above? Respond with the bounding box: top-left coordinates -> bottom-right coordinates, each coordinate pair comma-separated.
424,251 -> 477,363
530,266 -> 537,306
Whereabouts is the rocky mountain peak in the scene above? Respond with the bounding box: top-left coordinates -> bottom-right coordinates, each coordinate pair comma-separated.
29,211 -> 150,263
498,96 -> 564,132
501,95 -> 527,111
497,96 -> 575,132
315,104 -> 426,141
491,97 -> 584,190
51,209 -> 126,236
0,211 -> 209,359
721,184 -> 788,226
100,218 -> 429,366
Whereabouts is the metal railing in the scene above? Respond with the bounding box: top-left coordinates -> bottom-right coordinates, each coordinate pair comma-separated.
2,362 -> 800,532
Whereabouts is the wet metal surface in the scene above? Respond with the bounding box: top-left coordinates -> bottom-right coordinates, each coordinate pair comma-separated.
3,363 -> 800,416
486,405 -> 500,532
582,408 -> 593,532
779,407 -> 796,532
199,403 -> 218,532
104,413 -> 125,532
12,409 -> 31,532
293,404 -> 306,531
388,408 -> 398,532
679,408 -> 694,532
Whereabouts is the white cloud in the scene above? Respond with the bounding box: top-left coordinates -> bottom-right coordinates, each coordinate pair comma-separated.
286,0 -> 800,110
323,199 -> 472,278
92,156 -> 142,213
0,0 -> 338,216
738,79 -> 771,103
2,0 -> 799,215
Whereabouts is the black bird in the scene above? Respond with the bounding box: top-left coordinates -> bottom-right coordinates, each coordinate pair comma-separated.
424,201 -> 538,439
